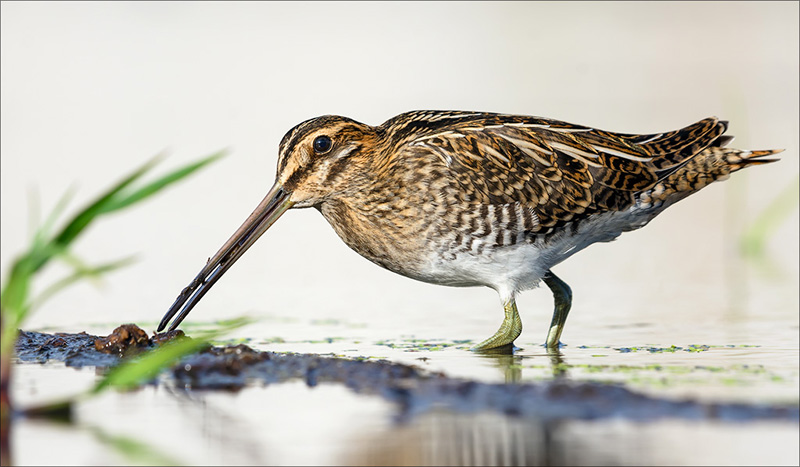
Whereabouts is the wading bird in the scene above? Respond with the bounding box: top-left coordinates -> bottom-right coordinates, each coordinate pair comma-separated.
157,111 -> 780,349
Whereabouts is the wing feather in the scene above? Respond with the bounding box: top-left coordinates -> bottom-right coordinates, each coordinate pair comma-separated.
384,112 -> 729,231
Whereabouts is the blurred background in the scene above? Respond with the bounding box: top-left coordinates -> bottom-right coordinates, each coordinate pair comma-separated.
3,3 -> 798,466
2,1 -> 797,349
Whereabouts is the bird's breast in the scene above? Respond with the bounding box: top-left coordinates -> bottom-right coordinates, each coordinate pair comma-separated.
318,197 -> 434,278
318,194 -> 551,292
318,190 -> 661,295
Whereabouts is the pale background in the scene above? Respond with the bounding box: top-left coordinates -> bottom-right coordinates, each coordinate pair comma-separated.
2,2 -> 798,344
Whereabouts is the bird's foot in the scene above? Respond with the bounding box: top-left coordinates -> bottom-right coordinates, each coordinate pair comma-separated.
471,300 -> 522,351
542,340 -> 566,350
472,342 -> 518,355
543,270 -> 572,349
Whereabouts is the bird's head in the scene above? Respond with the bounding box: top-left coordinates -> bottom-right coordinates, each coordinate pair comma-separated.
276,115 -> 379,208
157,115 -> 379,332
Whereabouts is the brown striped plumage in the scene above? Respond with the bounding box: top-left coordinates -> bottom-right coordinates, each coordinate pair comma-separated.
158,110 -> 781,350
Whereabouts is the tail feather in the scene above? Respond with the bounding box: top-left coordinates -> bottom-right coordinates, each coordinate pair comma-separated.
643,147 -> 782,206
644,118 -> 727,171
710,134 -> 735,148
725,148 -> 783,171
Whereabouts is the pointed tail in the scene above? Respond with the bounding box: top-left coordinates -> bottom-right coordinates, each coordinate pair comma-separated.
724,148 -> 783,172
644,147 -> 783,206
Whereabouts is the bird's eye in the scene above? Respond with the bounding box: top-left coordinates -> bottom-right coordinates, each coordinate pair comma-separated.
313,135 -> 332,154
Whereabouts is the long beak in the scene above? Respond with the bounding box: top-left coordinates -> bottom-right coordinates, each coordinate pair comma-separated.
157,182 -> 294,332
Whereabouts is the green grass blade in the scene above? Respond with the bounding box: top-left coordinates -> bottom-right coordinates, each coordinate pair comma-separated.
42,156 -> 164,272
57,250 -> 137,280
32,184 -> 78,249
1,241 -> 62,316
99,149 -> 227,214
1,150 -> 223,358
0,256 -> 35,355
92,317 -> 252,394
29,256 -> 137,312
1,244 -> 61,355
0,257 -> 34,318
1,306 -> 28,356
92,337 -> 208,393
740,176 -> 800,257
87,426 -> 182,466
26,185 -> 41,243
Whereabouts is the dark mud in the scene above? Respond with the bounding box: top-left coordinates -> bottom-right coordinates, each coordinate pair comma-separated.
94,323 -> 168,356
14,328 -> 799,424
15,326 -> 185,367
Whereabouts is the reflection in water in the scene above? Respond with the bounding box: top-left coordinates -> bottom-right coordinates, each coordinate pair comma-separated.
165,387 -> 270,465
349,411 -> 636,466
476,346 -> 569,383
351,411 -> 799,466
474,345 -> 523,383
10,329 -> 799,465
546,348 -> 568,379
350,411 -> 549,466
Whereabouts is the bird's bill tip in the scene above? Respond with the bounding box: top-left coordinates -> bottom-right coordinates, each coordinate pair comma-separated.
157,182 -> 293,332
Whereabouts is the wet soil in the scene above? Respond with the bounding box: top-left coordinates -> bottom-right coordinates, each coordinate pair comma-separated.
94,323 -> 173,356
14,325 -> 186,367
14,326 -> 799,425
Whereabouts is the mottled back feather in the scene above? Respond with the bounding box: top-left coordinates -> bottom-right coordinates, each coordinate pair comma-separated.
383,111 -> 730,231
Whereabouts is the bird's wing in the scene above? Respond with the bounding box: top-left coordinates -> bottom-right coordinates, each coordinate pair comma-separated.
391,112 -> 726,230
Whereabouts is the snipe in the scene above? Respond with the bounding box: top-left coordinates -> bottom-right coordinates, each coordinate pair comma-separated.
157,111 -> 780,350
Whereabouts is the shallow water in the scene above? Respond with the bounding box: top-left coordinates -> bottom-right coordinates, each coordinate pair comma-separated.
9,302 -> 800,466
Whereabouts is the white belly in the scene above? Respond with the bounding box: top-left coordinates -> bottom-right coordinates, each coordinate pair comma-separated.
416,205 -> 657,297
424,240 -> 549,293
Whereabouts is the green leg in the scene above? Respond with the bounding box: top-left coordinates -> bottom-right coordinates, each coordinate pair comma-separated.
543,270 -> 572,349
472,298 -> 522,351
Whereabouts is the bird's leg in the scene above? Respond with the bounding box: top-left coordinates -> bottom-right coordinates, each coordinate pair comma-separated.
472,298 -> 522,351
543,270 -> 572,348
